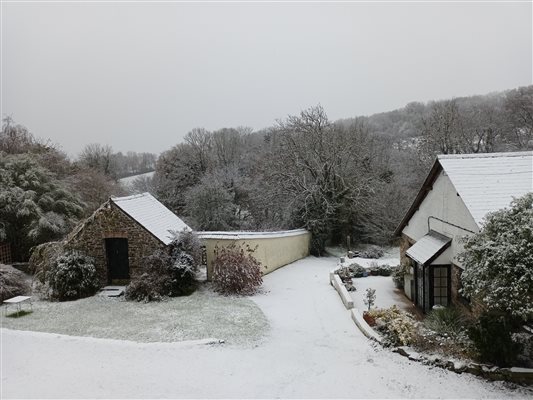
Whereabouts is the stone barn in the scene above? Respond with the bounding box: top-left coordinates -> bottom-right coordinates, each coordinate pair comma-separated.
65,192 -> 190,285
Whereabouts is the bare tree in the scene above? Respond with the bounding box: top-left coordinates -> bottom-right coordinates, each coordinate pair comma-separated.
266,105 -> 383,254
78,143 -> 114,175
185,128 -> 213,173
504,86 -> 533,149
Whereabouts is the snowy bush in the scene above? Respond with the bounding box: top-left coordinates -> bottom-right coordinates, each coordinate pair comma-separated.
335,263 -> 366,279
46,251 -> 100,301
468,311 -> 523,367
29,241 -> 64,283
392,263 -> 408,289
368,262 -> 394,277
368,305 -> 418,346
169,229 -> 203,268
460,193 -> 533,321
0,264 -> 30,301
126,232 -> 201,301
359,245 -> 384,259
125,249 -> 171,302
212,243 -> 263,296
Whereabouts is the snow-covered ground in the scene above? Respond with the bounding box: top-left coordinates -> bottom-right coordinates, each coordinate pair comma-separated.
340,246 -> 400,268
1,286 -> 268,345
2,256 -> 530,398
351,275 -> 414,314
118,171 -> 155,186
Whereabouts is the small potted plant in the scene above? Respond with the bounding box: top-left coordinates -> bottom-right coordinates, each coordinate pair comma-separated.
362,288 -> 377,326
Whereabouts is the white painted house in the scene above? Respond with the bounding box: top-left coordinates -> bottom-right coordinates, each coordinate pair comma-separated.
395,151 -> 533,313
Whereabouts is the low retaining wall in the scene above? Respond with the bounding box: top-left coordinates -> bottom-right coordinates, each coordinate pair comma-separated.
350,309 -> 383,343
198,229 -> 311,281
393,347 -> 533,385
330,272 -> 354,310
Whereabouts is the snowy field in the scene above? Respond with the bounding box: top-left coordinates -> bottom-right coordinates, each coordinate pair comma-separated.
2,256 -> 531,399
1,286 -> 268,345
118,171 -> 155,186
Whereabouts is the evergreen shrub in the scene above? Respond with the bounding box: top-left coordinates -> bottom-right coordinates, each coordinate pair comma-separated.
0,264 -> 30,302
468,311 -> 523,367
47,251 -> 100,301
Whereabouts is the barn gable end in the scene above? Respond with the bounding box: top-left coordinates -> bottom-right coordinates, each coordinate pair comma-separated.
65,200 -> 165,285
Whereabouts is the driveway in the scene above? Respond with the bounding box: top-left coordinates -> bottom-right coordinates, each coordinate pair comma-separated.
1,256 -> 530,398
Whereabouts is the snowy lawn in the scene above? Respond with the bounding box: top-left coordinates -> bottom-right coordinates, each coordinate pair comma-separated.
2,256 -> 530,398
1,285 -> 268,345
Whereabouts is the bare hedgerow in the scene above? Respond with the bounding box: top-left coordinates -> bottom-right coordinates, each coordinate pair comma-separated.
212,243 -> 262,296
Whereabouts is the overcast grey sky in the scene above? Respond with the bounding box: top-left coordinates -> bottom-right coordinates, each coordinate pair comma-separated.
1,1 -> 532,157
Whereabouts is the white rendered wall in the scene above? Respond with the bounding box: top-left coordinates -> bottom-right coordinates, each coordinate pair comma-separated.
402,171 -> 479,268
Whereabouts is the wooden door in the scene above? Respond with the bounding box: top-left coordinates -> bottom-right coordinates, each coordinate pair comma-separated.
105,238 -> 130,282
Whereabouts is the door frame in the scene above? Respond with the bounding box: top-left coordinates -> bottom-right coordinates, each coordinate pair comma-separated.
104,237 -> 130,284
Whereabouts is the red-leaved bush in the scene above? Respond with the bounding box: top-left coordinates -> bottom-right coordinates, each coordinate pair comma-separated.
212,244 -> 263,295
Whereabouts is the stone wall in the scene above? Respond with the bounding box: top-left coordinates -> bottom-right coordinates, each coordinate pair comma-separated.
400,234 -> 415,300
65,201 -> 164,285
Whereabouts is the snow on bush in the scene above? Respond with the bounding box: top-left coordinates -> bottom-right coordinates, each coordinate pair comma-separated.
169,229 -> 203,270
460,193 -> 533,321
29,241 -> 64,283
335,263 -> 366,279
367,262 -> 394,276
368,305 -> 418,346
0,264 -> 30,301
359,245 -> 385,259
126,231 -> 201,301
125,249 -> 172,302
392,263 -> 408,289
46,251 -> 100,301
212,243 -> 262,296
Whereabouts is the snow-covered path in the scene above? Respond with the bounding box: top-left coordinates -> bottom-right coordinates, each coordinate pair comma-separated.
1,257 -> 530,398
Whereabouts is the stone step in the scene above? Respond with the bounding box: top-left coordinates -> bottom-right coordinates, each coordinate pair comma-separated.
99,286 -> 126,297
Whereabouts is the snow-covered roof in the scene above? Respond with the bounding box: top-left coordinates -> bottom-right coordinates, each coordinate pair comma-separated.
438,151 -> 532,226
196,229 -> 309,240
405,231 -> 451,265
395,151 -> 533,235
111,193 -> 190,245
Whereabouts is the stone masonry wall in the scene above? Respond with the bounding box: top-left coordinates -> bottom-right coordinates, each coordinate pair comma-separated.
65,202 -> 165,285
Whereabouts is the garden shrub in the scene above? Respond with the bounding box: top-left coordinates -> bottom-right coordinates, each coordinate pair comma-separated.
468,311 -> 523,367
392,264 -> 408,289
413,325 -> 475,360
125,249 -> 171,302
368,262 -> 394,277
47,251 -> 100,301
126,231 -> 201,302
348,263 -> 366,278
368,305 -> 418,346
424,306 -> 471,337
460,193 -> 533,321
29,241 -> 64,283
0,264 -> 30,302
212,243 -> 262,295
359,245 -> 384,259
